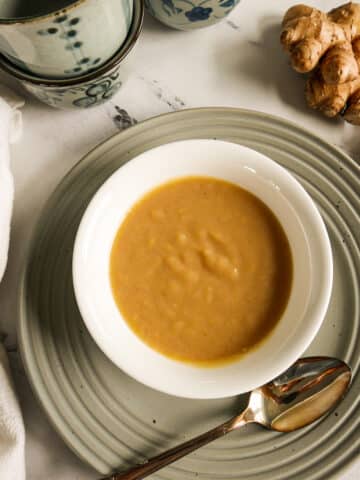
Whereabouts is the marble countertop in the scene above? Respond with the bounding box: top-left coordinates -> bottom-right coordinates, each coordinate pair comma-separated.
0,0 -> 359,478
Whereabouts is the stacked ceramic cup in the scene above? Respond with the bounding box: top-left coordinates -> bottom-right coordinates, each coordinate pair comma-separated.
0,0 -> 144,109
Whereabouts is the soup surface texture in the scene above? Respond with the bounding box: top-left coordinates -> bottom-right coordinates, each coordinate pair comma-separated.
110,177 -> 293,365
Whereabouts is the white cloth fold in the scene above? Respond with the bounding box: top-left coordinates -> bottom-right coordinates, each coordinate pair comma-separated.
0,85 -> 24,280
0,343 -> 25,480
0,85 -> 25,480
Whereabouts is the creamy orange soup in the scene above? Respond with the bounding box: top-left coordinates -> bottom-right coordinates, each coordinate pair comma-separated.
110,177 -> 293,365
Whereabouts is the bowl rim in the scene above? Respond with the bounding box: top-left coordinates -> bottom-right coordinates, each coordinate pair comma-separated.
0,0 -> 144,86
72,138 -> 333,399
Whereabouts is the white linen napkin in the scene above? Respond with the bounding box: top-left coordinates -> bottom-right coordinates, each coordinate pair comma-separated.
0,85 -> 23,280
0,85 -> 25,480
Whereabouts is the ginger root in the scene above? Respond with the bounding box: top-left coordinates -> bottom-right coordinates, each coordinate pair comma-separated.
281,2 -> 360,124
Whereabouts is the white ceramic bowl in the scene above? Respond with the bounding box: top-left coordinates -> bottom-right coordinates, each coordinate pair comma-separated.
73,139 -> 333,399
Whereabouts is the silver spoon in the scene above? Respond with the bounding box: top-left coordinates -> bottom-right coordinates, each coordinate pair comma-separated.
102,356 -> 351,480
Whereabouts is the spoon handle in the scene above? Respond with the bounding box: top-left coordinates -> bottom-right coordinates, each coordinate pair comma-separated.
102,412 -> 248,480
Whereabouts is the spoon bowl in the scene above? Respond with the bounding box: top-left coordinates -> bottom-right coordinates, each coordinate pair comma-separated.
246,356 -> 351,432
102,357 -> 351,480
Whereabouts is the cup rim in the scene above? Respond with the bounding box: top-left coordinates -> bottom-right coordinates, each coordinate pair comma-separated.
0,0 -> 144,86
0,0 -> 87,25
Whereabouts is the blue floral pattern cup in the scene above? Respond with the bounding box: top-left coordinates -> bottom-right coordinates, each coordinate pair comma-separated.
145,0 -> 240,30
0,0 -> 143,109
0,0 -> 133,78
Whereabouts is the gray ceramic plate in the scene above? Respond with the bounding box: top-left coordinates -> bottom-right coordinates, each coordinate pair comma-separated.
18,108 -> 360,479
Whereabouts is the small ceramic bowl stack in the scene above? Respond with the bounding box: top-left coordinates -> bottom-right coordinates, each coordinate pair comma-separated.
0,0 -> 144,109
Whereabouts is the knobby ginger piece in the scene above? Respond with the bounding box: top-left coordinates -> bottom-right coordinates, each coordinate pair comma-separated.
281,2 -> 360,123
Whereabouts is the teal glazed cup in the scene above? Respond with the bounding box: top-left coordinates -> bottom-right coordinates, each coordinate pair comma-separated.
145,0 -> 240,30
0,0 -> 144,109
0,0 -> 133,78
